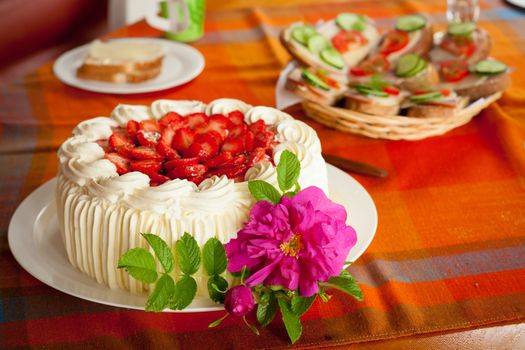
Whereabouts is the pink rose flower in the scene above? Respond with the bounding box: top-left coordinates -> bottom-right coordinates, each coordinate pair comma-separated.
225,186 -> 357,297
224,285 -> 255,317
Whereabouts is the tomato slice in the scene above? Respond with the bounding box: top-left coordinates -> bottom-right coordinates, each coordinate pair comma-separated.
332,30 -> 368,53
383,86 -> 400,96
349,55 -> 390,77
441,89 -> 451,97
313,69 -> 340,89
440,36 -> 476,57
379,30 -> 410,55
439,60 -> 469,82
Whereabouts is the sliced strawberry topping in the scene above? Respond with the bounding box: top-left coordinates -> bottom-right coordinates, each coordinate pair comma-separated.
204,152 -> 233,168
164,157 -> 200,172
109,133 -> 133,152
156,141 -> 180,160
209,114 -> 234,130
148,172 -> 170,186
183,140 -> 218,161
187,176 -> 205,186
126,120 -> 140,141
104,153 -> 130,174
206,164 -> 247,179
167,164 -> 208,179
227,110 -> 245,125
254,130 -> 275,150
221,137 -> 244,155
243,131 -> 255,152
159,126 -> 176,145
194,119 -> 229,139
248,147 -> 266,166
117,145 -> 134,158
136,130 -> 161,147
229,124 -> 247,138
130,146 -> 164,161
159,112 -> 183,129
185,113 -> 208,129
172,127 -> 195,152
100,110 -> 279,185
139,120 -> 161,133
130,159 -> 162,174
248,119 -> 266,135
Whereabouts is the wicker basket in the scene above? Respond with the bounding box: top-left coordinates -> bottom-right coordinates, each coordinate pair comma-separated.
302,92 -> 502,140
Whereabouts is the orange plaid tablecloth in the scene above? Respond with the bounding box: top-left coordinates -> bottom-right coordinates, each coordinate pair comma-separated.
1,0 -> 525,348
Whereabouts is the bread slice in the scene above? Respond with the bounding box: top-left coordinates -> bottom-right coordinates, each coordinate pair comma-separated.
344,92 -> 402,116
406,95 -> 468,118
454,72 -> 511,100
76,40 -> 164,83
285,67 -> 346,105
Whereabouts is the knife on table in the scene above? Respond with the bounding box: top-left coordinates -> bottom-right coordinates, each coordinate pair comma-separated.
322,153 -> 388,178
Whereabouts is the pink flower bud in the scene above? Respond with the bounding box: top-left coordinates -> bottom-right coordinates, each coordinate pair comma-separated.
224,285 -> 255,317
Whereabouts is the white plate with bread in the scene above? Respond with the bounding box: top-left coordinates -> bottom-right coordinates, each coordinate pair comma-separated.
277,14 -> 511,140
54,38 -> 205,94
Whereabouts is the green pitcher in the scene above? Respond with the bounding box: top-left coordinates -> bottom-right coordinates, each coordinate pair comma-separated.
146,0 -> 205,42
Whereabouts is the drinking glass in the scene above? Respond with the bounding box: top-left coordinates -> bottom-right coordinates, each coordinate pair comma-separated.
447,0 -> 480,22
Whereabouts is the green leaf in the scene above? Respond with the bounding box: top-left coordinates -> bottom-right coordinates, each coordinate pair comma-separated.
276,150 -> 301,192
325,270 -> 363,301
257,292 -> 278,327
175,233 -> 201,275
170,275 -> 198,310
278,298 -> 302,344
117,248 -> 158,284
145,274 -> 175,312
291,294 -> 316,316
207,275 -> 229,303
248,180 -> 282,204
141,233 -> 175,274
202,238 -> 227,276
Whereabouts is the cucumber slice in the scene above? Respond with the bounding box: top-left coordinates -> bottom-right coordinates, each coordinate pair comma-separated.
291,25 -> 317,45
404,58 -> 427,77
395,53 -> 425,77
474,59 -> 508,75
307,34 -> 329,54
448,22 -> 476,36
362,89 -> 389,97
301,69 -> 330,91
320,47 -> 344,69
396,15 -> 427,32
409,91 -> 443,104
353,84 -> 389,97
336,13 -> 367,32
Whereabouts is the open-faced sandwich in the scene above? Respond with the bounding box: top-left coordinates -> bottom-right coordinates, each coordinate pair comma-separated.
405,89 -> 468,118
429,22 -> 491,65
285,66 -> 347,105
376,15 -> 434,65
77,40 -> 164,83
438,58 -> 511,100
280,13 -> 380,74
394,53 -> 439,92
345,78 -> 406,116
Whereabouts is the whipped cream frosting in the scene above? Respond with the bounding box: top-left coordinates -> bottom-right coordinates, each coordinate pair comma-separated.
56,98 -> 328,294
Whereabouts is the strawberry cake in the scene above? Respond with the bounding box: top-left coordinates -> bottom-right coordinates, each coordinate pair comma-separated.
56,98 -> 328,294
